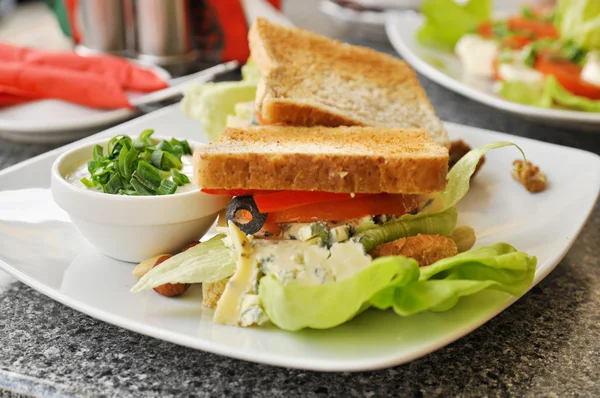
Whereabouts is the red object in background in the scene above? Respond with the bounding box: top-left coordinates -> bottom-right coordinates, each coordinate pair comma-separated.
63,0 -> 82,44
535,53 -> 600,100
0,86 -> 36,106
201,0 -> 282,62
0,43 -> 167,92
0,62 -> 132,109
506,17 -> 558,40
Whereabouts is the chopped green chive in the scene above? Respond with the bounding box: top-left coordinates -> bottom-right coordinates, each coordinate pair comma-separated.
104,174 -> 124,194
130,177 -> 155,195
92,145 -> 104,161
172,169 -> 190,186
82,130 -> 192,196
80,177 -> 95,188
156,179 -> 178,195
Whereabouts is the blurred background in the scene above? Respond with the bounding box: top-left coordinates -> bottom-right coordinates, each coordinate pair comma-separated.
0,0 -> 557,145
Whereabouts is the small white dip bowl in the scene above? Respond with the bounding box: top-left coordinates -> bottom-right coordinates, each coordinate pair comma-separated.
51,136 -> 230,263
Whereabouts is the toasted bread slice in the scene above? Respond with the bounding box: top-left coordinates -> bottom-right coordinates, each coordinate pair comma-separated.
193,126 -> 448,194
248,18 -> 450,148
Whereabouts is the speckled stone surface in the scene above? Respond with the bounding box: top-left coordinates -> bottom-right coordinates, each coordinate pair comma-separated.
2,4 -> 600,398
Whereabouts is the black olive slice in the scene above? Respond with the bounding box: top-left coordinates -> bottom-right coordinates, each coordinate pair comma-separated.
226,196 -> 268,235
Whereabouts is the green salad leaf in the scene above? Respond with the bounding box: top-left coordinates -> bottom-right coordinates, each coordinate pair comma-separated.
181,60 -> 260,142
371,243 -> 537,316
500,76 -> 600,112
441,141 -> 525,209
555,0 -> 600,50
130,234 -> 235,292
355,208 -> 457,252
260,243 -> 536,331
417,0 -> 492,51
259,254 -> 410,331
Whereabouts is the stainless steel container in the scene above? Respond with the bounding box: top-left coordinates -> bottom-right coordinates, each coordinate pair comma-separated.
133,0 -> 199,75
75,0 -> 129,56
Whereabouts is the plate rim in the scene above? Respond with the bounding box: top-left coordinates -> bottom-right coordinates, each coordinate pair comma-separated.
1,108 -> 599,371
384,11 -> 600,124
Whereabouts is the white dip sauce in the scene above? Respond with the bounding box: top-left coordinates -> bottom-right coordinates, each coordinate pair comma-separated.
65,155 -> 198,194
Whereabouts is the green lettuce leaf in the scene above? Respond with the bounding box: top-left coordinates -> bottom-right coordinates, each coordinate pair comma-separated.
180,60 -> 260,142
130,234 -> 235,292
259,254 -> 412,331
499,76 -> 600,112
417,0 -> 492,51
555,0 -> 600,50
441,141 -> 525,210
260,243 -> 536,331
355,207 -> 457,252
371,243 -> 537,316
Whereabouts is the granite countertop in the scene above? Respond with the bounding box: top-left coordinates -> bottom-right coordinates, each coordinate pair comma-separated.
1,3 -> 600,398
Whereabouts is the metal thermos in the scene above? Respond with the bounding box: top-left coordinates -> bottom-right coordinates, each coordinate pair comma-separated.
69,0 -> 199,75
134,0 -> 199,73
75,0 -> 129,56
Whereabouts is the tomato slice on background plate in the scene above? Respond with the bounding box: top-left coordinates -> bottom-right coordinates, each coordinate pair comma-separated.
266,194 -> 419,224
506,17 -> 558,39
535,54 -> 600,100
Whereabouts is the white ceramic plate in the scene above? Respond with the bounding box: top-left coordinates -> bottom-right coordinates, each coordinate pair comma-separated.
385,11 -> 600,129
0,64 -> 170,144
0,104 -> 599,371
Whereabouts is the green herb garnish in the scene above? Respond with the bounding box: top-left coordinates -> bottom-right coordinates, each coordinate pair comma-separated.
82,130 -> 193,196
521,6 -> 535,20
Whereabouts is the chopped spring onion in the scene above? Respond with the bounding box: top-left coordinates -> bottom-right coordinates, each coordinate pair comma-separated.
81,130 -> 193,196
156,179 -> 178,195
130,177 -> 155,196
172,169 -> 190,186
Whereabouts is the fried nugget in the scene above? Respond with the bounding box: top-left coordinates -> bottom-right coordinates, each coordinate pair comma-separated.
369,234 -> 458,266
202,278 -> 229,308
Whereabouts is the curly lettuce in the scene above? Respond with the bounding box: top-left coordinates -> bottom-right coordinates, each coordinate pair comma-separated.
181,60 -> 260,142
261,243 -> 536,331
555,0 -> 600,50
500,76 -> 600,112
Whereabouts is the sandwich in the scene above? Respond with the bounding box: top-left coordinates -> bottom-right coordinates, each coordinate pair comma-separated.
182,18 -> 450,149
132,125 -> 537,331
133,19 -> 536,332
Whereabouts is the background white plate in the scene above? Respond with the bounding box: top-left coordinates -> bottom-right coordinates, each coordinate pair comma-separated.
0,63 -> 171,144
385,11 -> 600,129
0,104 -> 599,371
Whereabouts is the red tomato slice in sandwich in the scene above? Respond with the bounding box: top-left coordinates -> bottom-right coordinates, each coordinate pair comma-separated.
266,194 -> 419,224
253,191 -> 371,213
201,188 -> 278,196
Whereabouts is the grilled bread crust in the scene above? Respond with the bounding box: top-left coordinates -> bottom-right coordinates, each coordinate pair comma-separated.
248,18 -> 450,148
193,126 -> 449,194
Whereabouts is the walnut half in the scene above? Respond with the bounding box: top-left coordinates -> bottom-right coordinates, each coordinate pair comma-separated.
449,140 -> 485,178
512,160 -> 547,193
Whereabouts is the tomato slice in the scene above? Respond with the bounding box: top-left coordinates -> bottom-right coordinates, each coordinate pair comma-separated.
201,188 -> 279,196
266,194 -> 419,224
507,17 -> 558,39
501,34 -> 531,49
535,54 -> 600,100
254,191 -> 371,213
477,21 -> 493,39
